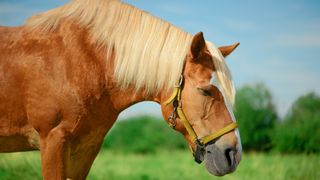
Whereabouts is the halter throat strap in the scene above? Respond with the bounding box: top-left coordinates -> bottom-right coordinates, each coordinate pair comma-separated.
164,76 -> 238,146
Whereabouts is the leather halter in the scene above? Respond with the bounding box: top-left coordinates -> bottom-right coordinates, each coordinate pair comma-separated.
164,76 -> 238,163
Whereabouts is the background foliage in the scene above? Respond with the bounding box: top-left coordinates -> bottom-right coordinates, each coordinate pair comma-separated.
102,116 -> 186,153
234,83 -> 277,151
272,92 -> 320,153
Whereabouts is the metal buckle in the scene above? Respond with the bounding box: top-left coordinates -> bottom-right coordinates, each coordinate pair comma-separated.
168,111 -> 177,129
168,100 -> 179,128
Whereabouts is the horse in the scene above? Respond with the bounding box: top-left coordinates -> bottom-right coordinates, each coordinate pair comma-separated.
0,0 -> 242,179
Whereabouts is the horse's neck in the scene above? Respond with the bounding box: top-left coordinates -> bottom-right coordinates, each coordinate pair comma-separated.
102,46 -> 164,114
104,69 -> 164,113
51,19 -> 164,114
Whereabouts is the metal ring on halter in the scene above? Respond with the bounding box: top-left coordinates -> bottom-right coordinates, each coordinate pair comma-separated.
168,110 -> 177,128
168,100 -> 178,128
174,75 -> 183,88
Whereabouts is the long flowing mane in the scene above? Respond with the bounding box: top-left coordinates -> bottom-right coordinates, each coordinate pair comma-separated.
25,0 -> 235,104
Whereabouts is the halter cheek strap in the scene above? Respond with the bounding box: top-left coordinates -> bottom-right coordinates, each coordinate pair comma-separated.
164,76 -> 238,163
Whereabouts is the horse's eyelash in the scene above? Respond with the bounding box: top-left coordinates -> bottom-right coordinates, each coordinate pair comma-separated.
198,88 -> 213,96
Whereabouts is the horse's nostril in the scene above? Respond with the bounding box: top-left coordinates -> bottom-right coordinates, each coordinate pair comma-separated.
224,148 -> 235,167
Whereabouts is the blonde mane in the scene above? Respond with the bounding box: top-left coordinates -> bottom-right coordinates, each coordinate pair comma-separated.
25,0 -> 235,104
207,42 -> 236,105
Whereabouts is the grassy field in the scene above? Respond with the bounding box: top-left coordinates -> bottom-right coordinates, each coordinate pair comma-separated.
0,150 -> 319,180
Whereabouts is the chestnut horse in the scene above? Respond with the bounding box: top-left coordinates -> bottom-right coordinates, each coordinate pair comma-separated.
0,0 -> 241,179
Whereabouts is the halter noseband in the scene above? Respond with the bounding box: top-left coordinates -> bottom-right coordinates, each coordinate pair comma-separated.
164,76 -> 238,163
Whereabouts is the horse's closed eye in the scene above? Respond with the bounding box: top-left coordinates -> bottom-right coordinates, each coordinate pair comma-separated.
197,88 -> 213,97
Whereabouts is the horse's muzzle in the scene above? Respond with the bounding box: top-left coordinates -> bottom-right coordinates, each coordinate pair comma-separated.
203,143 -> 238,176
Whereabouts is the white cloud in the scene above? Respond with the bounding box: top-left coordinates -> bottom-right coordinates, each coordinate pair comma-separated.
224,19 -> 258,32
0,3 -> 44,26
274,33 -> 320,48
0,4 -> 41,15
157,3 -> 189,16
0,4 -> 23,14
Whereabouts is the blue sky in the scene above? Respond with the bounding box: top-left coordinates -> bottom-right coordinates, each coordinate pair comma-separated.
1,0 -> 319,118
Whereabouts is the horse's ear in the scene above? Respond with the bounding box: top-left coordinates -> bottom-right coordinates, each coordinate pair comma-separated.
191,32 -> 206,59
218,43 -> 240,57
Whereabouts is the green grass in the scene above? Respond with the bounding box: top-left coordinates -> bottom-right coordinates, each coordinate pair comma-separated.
0,151 -> 319,180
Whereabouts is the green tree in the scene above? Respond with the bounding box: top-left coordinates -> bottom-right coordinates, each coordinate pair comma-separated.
235,83 -> 277,151
273,92 -> 320,153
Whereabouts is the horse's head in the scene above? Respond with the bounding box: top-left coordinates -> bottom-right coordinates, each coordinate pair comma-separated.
160,32 -> 241,176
